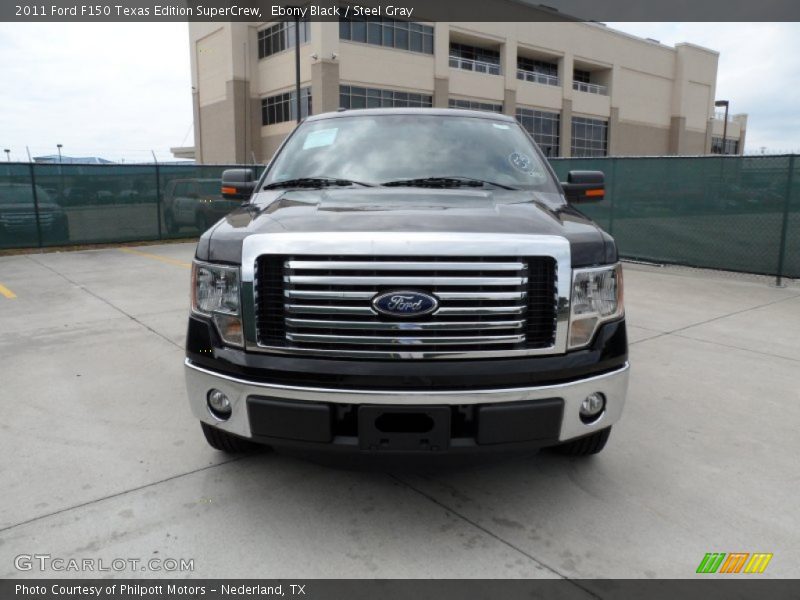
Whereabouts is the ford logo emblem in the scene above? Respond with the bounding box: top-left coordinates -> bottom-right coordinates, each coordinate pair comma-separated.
372,290 -> 439,318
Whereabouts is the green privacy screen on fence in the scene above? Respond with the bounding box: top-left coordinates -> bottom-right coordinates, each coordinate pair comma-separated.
551,155 -> 799,278
0,157 -> 798,278
0,163 -> 263,249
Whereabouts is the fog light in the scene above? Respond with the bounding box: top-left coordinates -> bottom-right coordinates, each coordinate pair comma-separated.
207,389 -> 231,420
580,392 -> 606,423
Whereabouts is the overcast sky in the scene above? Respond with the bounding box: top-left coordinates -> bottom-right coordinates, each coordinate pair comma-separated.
0,22 -> 797,161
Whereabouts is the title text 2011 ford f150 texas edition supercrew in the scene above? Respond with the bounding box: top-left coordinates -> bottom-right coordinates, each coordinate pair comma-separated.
184,108 -> 629,458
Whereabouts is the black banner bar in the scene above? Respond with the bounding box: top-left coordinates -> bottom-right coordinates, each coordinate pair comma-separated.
3,580 -> 800,600
4,0 -> 800,22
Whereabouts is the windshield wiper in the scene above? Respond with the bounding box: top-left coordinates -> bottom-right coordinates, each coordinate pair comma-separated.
264,177 -> 372,190
381,176 -> 517,190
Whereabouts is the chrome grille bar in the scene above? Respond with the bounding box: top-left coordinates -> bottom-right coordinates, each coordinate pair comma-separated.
285,333 -> 527,346
285,304 -> 526,316
285,289 -> 528,301
285,260 -> 527,271
285,318 -> 525,331
285,275 -> 528,286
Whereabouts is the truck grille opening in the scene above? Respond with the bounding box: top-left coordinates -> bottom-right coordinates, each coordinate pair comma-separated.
255,255 -> 557,357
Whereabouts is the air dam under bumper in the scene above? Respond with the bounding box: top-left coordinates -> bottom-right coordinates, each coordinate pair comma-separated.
185,359 -> 629,452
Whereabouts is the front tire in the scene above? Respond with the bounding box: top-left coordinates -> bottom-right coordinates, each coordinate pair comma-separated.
200,422 -> 262,453
550,427 -> 612,456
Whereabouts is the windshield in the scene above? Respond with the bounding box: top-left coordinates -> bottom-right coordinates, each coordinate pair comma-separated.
264,114 -> 557,191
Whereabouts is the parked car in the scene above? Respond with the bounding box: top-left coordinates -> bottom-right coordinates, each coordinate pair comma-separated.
0,183 -> 69,243
162,178 -> 241,233
185,108 -> 628,458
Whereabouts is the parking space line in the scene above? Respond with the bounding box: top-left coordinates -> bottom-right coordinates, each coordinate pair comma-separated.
0,282 -> 17,299
120,248 -> 191,268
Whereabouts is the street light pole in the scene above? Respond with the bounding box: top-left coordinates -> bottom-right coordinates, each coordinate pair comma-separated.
714,100 -> 729,154
56,143 -> 63,163
294,15 -> 301,123
4,149 -> 9,162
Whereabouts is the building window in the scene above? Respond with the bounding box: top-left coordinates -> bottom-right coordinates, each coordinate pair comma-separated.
571,116 -> 608,157
261,87 -> 312,126
572,68 -> 608,95
516,108 -> 560,157
711,136 -> 739,155
339,18 -> 433,54
449,43 -> 501,75
517,57 -> 559,87
448,98 -> 503,113
339,85 -> 433,109
257,21 -> 311,59
573,69 -> 591,84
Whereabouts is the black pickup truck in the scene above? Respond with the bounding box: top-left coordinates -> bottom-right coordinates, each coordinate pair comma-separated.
185,108 -> 628,458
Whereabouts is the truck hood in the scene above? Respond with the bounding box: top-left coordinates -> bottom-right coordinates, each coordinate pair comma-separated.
197,187 -> 616,266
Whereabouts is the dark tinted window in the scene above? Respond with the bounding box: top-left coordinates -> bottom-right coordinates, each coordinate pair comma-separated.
339,18 -> 433,54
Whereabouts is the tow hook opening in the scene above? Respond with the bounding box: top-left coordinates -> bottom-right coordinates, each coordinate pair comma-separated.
375,412 -> 435,433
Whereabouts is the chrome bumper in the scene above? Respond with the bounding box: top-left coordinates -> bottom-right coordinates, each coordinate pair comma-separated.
185,359 -> 630,443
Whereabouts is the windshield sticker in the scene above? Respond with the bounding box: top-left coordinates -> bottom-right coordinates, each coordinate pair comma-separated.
303,128 -> 338,150
508,152 -> 533,173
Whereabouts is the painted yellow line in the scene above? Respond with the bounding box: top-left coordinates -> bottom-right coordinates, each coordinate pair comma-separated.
0,283 -> 16,299
120,248 -> 191,268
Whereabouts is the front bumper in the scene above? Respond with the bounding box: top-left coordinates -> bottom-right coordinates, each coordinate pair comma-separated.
185,358 -> 629,452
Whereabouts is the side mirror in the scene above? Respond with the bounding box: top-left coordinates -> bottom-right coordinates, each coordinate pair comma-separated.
221,169 -> 256,200
561,170 -> 605,203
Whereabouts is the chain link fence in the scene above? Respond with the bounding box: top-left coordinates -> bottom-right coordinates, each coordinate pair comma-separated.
550,155 -> 799,280
0,163 -> 263,249
1,156 -> 798,279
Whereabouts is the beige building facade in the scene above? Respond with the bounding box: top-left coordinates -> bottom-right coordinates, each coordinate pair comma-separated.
188,19 -> 747,164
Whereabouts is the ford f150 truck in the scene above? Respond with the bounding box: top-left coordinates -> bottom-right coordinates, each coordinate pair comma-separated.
185,108 -> 628,458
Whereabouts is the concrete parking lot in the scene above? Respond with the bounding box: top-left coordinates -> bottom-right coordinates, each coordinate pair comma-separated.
0,242 -> 798,579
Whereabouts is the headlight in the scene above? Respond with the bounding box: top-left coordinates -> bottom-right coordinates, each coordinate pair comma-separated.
568,263 -> 624,349
192,261 -> 243,347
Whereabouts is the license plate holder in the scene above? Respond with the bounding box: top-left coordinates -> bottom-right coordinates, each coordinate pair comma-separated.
358,406 -> 451,452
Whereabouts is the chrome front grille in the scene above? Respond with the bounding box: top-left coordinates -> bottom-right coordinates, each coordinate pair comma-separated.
255,255 -> 558,358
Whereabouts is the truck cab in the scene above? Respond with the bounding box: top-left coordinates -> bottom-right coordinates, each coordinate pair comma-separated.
185,108 -> 628,458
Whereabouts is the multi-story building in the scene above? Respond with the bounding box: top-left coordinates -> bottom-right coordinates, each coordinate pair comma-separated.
187,19 -> 747,164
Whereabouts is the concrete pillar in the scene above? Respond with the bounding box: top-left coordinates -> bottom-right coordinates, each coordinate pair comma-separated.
501,33 -> 518,93
703,119 -> 714,155
503,88 -> 516,117
434,77 -> 449,108
560,54 -> 574,103
737,126 -> 747,154
608,107 -> 620,156
229,78 -> 250,164
248,96 -> 262,163
561,98 -> 573,158
192,90 -> 203,164
668,115 -> 686,155
311,59 -> 341,113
